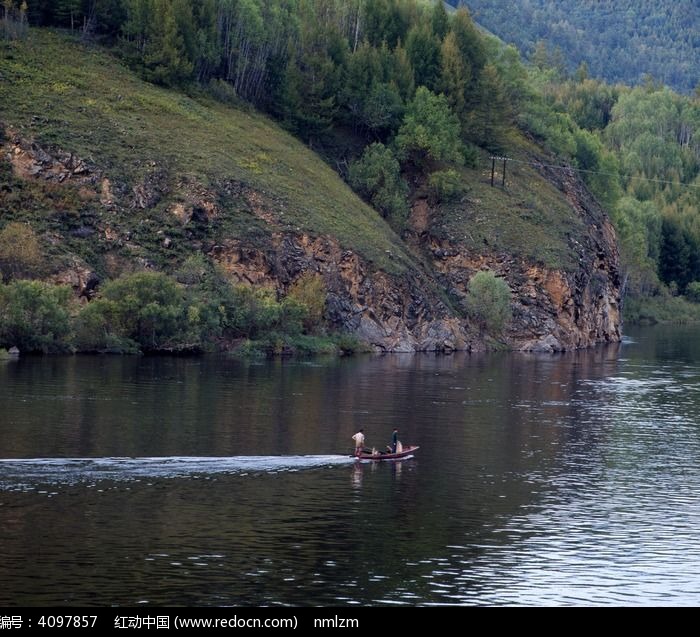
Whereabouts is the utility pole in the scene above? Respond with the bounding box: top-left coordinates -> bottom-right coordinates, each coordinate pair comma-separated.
489,156 -> 509,188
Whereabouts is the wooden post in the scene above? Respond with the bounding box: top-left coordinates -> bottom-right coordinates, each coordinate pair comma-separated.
502,158 -> 507,187
490,157 -> 495,187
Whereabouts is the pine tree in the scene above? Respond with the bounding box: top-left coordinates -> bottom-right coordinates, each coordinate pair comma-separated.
54,0 -> 82,31
341,41 -> 381,122
469,63 -> 511,150
439,30 -> 470,120
450,7 -> 486,77
395,86 -> 463,166
143,0 -> 193,86
430,1 -> 449,40
391,44 -> 415,101
405,23 -> 440,90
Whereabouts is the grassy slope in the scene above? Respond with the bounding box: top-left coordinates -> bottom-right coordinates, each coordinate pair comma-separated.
1,30 -> 581,288
429,136 -> 584,272
0,30 -> 412,275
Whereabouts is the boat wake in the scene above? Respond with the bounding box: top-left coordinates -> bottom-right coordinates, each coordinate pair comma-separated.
0,455 -> 354,490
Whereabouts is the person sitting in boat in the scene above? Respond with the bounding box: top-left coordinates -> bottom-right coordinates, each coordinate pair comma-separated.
352,429 -> 365,457
391,428 -> 398,453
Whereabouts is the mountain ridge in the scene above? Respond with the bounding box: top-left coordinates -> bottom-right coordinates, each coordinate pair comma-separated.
452,0 -> 699,93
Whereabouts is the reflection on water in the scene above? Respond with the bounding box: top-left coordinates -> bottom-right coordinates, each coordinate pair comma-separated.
1,326 -> 700,605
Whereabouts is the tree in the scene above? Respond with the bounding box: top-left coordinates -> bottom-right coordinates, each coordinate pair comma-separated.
466,270 -> 512,334
612,197 -> 661,296
686,281 -> 700,303
54,0 -> 81,31
0,222 -> 42,281
349,142 -> 408,225
431,1 -> 450,40
574,61 -> 589,83
123,0 -> 153,55
340,40 -> 382,124
362,0 -> 411,49
395,87 -> 463,166
142,0 -> 193,86
2,0 -> 27,39
659,217 -> 700,292
278,15 -> 344,140
450,7 -> 486,78
361,82 -> 404,138
469,63 -> 511,150
405,23 -> 441,91
278,52 -> 339,139
391,44 -> 415,101
439,30 -> 470,119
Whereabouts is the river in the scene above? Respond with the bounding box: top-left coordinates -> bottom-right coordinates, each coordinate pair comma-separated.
1,326 -> 699,606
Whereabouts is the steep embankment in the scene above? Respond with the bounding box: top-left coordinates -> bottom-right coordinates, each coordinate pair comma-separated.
0,31 -> 620,352
408,144 -> 620,350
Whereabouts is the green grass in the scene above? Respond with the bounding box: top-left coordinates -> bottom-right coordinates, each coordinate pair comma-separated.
0,30 -> 415,275
431,138 -> 585,272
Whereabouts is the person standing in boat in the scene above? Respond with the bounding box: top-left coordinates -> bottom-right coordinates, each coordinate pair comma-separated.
352,429 -> 365,456
391,428 -> 399,453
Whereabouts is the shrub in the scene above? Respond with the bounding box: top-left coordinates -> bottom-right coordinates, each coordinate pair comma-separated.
98,271 -> 187,350
334,333 -> 366,354
0,222 -> 42,280
466,270 -> 512,334
462,143 -> 479,168
74,299 -> 140,354
225,286 -> 281,338
287,272 -> 326,333
349,142 -> 408,225
686,281 -> 700,303
0,280 -> 73,352
428,169 -> 463,204
174,253 -> 210,285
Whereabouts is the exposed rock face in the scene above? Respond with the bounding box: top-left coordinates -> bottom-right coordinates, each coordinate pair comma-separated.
511,163 -> 621,351
429,240 -> 620,352
2,127 -> 621,352
284,158 -> 620,352
2,129 -> 99,186
424,164 -> 621,352
51,257 -> 100,300
211,234 -> 476,352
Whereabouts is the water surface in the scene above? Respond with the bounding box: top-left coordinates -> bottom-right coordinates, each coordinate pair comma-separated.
1,326 -> 699,605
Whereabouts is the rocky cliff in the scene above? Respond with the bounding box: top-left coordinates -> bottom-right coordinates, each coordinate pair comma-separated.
1,125 -> 621,353
414,161 -> 621,352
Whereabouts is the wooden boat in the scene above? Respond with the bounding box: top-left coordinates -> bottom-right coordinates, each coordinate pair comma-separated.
355,445 -> 419,461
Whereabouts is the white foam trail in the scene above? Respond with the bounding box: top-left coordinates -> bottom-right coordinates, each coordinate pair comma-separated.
0,455 -> 355,488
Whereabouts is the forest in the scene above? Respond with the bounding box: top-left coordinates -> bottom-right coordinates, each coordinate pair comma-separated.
2,0 -> 700,349
452,0 -> 699,95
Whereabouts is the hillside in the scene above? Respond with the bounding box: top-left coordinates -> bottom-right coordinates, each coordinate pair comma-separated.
0,30 -> 621,352
453,0 -> 699,93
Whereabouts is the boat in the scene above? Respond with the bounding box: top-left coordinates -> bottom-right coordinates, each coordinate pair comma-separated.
354,445 -> 419,461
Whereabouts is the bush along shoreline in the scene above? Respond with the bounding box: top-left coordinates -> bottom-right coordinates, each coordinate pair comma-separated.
0,265 -> 365,357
